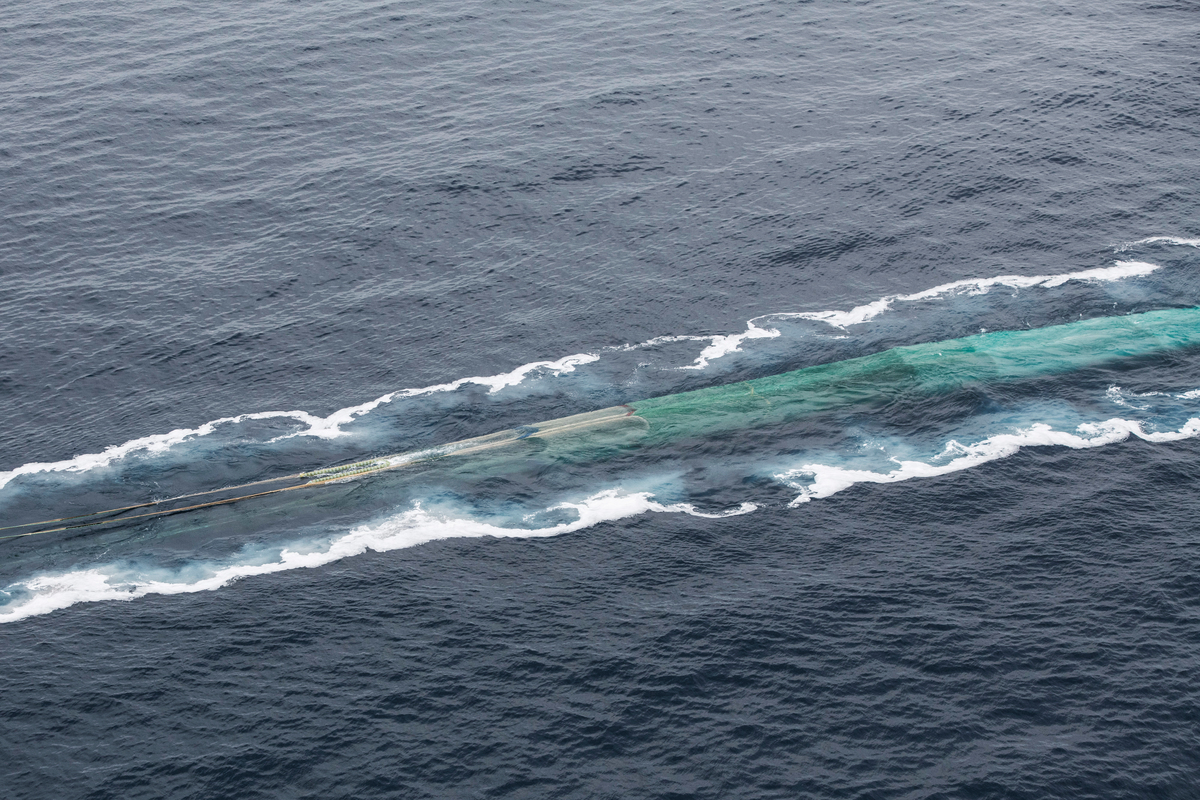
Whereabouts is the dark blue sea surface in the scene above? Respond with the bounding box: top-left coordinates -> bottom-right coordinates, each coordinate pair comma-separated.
3,0 -> 1200,797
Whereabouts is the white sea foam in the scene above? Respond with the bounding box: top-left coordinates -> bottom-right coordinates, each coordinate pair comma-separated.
273,352 -> 601,441
848,261 -> 1161,317
0,490 -> 756,623
678,321 -> 783,370
778,417 -> 1200,506
0,258 -> 1161,489
1118,236 -> 1200,250
611,330 -> 784,370
0,411 -> 318,493
614,260 -> 1160,370
0,353 -> 599,491
1106,385 -> 1200,409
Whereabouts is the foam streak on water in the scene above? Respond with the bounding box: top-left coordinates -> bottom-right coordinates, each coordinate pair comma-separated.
779,415 -> 1200,506
0,353 -> 600,491
6,0 -> 1200,791
1120,236 -> 1200,249
0,492 -> 757,623
629,260 -> 1160,369
6,369 -> 1200,622
0,258 -> 1163,491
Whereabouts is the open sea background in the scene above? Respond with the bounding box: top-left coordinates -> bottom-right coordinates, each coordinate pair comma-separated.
3,0 -> 1200,797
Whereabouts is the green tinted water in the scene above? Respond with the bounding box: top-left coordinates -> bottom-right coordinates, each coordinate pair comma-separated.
627,307 -> 1200,444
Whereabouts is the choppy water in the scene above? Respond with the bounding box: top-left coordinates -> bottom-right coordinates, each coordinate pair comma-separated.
3,1 -> 1200,797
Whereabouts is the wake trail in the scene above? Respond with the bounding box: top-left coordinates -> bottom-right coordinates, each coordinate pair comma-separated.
0,257 -> 1165,491
6,402 -> 1200,624
653,260 -> 1159,369
779,416 -> 1200,506
0,354 -> 599,492
0,493 -> 757,623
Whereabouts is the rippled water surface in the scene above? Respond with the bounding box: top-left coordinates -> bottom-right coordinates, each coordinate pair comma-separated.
3,1 -> 1200,797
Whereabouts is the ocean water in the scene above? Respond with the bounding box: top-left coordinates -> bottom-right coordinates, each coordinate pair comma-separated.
3,0 -> 1200,797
